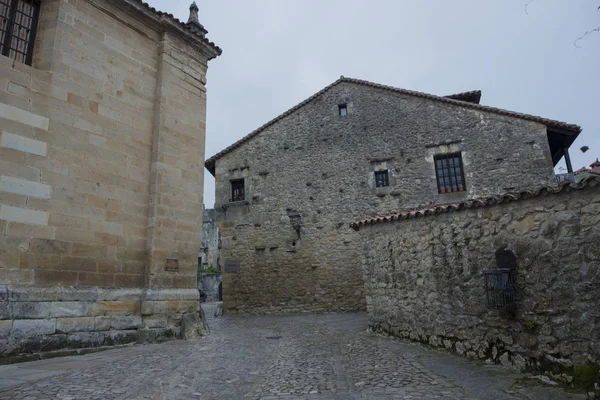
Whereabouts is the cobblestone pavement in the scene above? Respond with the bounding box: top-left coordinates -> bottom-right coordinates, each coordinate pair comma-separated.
0,303 -> 587,399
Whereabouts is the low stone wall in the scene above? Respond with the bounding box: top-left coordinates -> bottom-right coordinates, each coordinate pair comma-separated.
198,273 -> 221,302
353,178 -> 600,390
0,287 -> 206,363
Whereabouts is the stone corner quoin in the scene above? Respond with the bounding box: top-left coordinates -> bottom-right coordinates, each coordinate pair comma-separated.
0,0 -> 220,359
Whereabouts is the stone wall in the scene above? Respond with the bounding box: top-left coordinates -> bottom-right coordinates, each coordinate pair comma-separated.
212,80 -> 558,314
354,177 -> 600,390
197,273 -> 221,302
200,208 -> 220,270
0,0 -> 220,359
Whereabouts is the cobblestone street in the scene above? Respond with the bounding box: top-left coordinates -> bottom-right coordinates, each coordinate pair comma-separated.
0,303 -> 586,400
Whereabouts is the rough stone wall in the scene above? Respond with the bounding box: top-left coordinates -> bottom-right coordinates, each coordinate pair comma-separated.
200,208 -> 220,270
357,181 -> 600,389
214,81 -> 555,314
0,0 -> 219,358
197,273 -> 221,302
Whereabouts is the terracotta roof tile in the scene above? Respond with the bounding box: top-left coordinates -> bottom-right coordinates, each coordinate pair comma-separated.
350,176 -> 600,231
205,77 -> 581,175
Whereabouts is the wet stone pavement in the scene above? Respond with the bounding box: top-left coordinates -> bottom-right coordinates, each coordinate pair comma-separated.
0,303 -> 587,400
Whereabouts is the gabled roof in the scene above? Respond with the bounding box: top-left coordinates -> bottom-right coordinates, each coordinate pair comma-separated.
205,77 -> 581,176
126,0 -> 222,58
350,175 -> 600,231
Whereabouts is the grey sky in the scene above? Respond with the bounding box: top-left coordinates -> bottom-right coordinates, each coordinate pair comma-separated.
147,0 -> 599,207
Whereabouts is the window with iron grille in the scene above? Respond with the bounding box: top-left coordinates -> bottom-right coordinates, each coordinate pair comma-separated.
375,170 -> 389,187
230,179 -> 245,202
434,153 -> 465,194
483,268 -> 516,310
0,0 -> 40,66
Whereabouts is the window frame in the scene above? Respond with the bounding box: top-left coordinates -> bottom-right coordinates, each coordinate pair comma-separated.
0,0 -> 41,66
230,179 -> 245,202
434,153 -> 466,194
374,170 -> 389,188
338,104 -> 347,117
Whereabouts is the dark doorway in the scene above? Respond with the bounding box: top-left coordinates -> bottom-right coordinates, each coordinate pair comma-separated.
218,282 -> 223,301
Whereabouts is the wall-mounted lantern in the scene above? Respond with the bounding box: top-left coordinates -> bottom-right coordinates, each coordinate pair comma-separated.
288,210 -> 302,237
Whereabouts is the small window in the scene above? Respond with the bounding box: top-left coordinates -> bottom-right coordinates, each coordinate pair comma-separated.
230,179 -> 245,202
434,153 -> 465,194
374,170 -> 389,187
338,104 -> 347,117
0,0 -> 41,66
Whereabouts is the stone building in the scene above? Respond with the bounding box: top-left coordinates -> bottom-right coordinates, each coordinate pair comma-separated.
0,0 -> 220,359
351,176 -> 600,390
205,77 -> 581,314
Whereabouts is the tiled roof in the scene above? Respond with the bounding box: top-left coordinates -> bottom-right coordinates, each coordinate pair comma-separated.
205,77 -> 581,175
129,0 -> 222,58
350,176 -> 600,231
444,90 -> 481,104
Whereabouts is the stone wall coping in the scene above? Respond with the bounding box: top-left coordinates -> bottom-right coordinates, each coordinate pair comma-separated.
350,176 -> 600,230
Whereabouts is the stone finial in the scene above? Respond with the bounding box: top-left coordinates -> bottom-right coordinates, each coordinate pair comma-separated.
188,2 -> 199,24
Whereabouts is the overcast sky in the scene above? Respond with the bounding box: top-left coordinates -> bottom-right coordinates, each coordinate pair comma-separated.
147,0 -> 599,207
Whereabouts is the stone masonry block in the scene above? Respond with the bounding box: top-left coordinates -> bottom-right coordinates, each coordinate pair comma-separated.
97,288 -> 142,301
0,286 -> 7,301
0,175 -> 51,199
0,131 -> 47,156
12,319 -> 56,337
9,287 -> 61,301
50,301 -> 89,318
56,317 -> 96,333
0,205 -> 48,225
110,315 -> 142,330
143,288 -> 200,301
11,301 -> 51,319
66,332 -> 105,349
0,102 -> 50,130
142,315 -> 168,329
0,301 -> 8,319
61,287 -> 99,301
0,320 -> 12,337
94,316 -> 111,331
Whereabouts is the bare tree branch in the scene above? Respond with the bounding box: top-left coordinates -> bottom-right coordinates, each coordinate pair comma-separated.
574,26 -> 600,48
525,0 -> 536,15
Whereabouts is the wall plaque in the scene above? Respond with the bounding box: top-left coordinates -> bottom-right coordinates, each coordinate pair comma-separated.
165,258 -> 179,272
224,260 -> 240,273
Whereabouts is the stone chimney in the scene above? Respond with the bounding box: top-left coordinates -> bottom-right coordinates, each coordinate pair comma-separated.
591,158 -> 600,173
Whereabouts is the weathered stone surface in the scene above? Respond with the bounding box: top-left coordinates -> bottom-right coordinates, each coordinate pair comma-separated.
56,317 -> 96,333
111,315 -> 142,330
180,312 -> 207,340
49,301 -> 89,318
12,319 -> 56,337
66,332 -> 105,349
0,320 -> 12,337
11,301 -> 51,319
357,182 -> 600,387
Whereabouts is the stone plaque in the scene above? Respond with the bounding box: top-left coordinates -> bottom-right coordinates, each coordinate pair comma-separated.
165,258 -> 179,272
224,260 -> 240,273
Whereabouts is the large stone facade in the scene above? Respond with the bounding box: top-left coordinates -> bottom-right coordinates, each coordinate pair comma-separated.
0,0 -> 220,359
352,177 -> 600,390
206,78 -> 580,315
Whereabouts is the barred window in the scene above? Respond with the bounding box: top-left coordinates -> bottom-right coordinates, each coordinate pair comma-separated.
231,179 -> 245,202
434,153 -> 465,194
375,170 -> 389,187
0,0 -> 40,66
